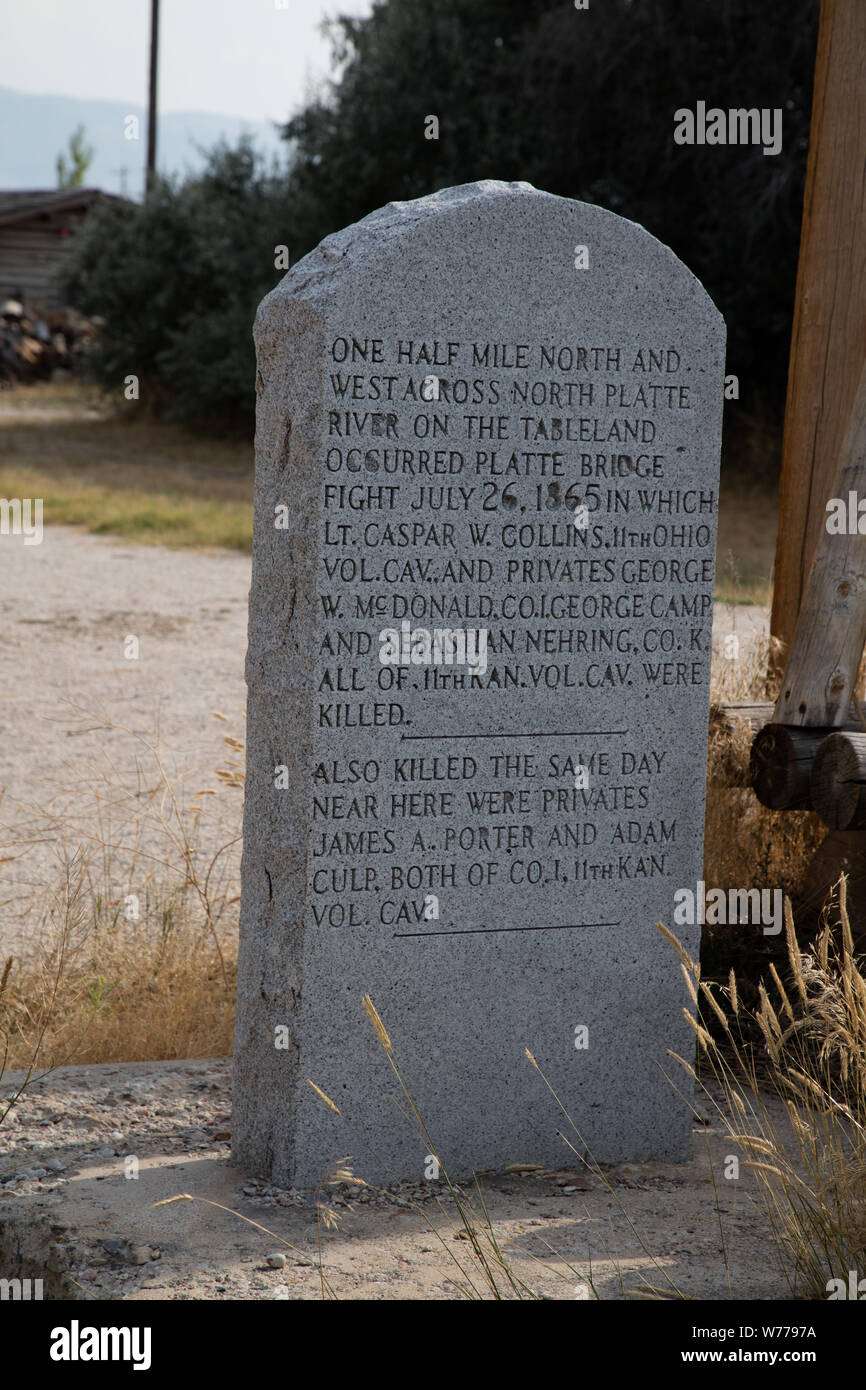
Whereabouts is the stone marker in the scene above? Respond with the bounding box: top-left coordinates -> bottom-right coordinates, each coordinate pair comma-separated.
233,180 -> 725,1188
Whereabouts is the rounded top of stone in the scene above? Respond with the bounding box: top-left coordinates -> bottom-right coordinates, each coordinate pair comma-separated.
259,179 -> 722,329
271,181 -> 545,301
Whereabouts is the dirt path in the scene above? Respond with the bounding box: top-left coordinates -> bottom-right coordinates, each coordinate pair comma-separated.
0,527 -> 250,952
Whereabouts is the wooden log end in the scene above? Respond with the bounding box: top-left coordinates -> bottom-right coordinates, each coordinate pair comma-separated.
811,731 -> 866,830
750,724 -> 825,811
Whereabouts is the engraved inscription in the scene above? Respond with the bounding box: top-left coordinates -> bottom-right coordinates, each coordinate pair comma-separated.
309,337 -> 713,936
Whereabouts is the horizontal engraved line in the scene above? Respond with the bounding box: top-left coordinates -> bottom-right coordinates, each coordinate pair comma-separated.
393,922 -> 620,938
399,731 -> 629,741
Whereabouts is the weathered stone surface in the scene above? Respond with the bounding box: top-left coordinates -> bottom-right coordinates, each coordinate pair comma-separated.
233,180 -> 725,1188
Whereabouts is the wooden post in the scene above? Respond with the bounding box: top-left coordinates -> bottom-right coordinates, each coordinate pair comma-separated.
773,360 -> 866,725
770,0 -> 866,676
752,364 -> 866,807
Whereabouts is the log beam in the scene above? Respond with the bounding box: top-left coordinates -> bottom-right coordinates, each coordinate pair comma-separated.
811,731 -> 866,829
750,724 -> 827,811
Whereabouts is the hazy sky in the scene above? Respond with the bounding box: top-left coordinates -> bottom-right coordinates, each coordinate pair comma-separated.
2,0 -> 374,121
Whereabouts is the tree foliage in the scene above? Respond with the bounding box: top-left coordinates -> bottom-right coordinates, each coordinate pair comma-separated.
56,125 -> 94,188
287,0 -> 818,406
72,0 -> 819,426
70,142 -> 293,426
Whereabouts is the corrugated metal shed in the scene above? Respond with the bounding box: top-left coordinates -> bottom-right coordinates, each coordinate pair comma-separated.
0,188 -> 132,309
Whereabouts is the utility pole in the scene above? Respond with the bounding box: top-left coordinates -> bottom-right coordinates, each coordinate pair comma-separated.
146,0 -> 159,191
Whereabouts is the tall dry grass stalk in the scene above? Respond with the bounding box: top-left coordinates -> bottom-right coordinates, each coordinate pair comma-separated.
0,704 -> 241,1071
660,878 -> 866,1297
307,1004 -> 538,1300
0,855 -> 94,1125
305,998 -> 605,1300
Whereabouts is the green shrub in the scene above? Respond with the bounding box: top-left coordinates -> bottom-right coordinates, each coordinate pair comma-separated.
70,141 -> 293,428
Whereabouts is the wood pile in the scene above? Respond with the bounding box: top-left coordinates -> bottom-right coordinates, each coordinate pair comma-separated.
0,297 -> 98,384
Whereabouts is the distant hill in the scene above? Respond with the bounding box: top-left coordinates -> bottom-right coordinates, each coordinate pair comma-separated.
0,86 -> 289,197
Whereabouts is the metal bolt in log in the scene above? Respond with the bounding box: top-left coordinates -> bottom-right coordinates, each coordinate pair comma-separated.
750,723 -> 828,810
810,731 -> 866,829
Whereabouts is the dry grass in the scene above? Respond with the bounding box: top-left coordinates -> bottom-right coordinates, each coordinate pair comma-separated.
1,875 -> 236,1067
0,707 -> 242,1070
662,877 -> 866,1297
0,381 -> 252,551
705,627 -> 825,954
0,463 -> 252,551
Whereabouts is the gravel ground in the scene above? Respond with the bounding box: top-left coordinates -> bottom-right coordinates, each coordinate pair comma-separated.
0,526 -> 250,953
0,1057 -> 791,1302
